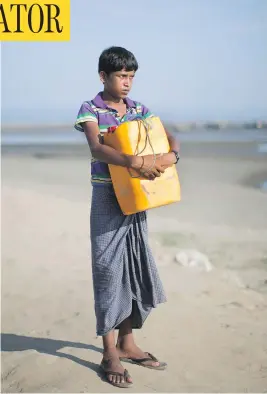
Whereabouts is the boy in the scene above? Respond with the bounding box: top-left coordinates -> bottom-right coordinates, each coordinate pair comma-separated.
75,46 -> 179,388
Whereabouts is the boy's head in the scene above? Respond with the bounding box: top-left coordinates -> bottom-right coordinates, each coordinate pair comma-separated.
98,46 -> 138,99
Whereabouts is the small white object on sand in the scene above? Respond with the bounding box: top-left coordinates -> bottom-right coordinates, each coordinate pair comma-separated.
175,249 -> 213,272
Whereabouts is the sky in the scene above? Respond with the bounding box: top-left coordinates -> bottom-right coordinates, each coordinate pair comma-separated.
1,0 -> 267,124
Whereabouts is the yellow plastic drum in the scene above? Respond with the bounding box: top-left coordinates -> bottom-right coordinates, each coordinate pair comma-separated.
103,116 -> 181,215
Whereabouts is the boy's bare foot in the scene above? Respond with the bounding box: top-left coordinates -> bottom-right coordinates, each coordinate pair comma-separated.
101,348 -> 133,386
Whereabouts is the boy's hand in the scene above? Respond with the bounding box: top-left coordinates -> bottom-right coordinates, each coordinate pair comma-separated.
131,154 -> 165,180
157,152 -> 177,168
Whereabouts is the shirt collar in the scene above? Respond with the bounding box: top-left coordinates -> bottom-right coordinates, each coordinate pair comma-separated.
92,92 -> 136,109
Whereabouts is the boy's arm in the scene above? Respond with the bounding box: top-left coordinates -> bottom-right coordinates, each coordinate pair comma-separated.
82,121 -> 166,179
165,129 -> 180,152
141,103 -> 179,165
158,129 -> 180,168
82,121 -> 141,169
75,102 -> 142,169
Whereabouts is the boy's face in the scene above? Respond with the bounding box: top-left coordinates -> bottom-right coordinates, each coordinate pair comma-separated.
100,69 -> 135,99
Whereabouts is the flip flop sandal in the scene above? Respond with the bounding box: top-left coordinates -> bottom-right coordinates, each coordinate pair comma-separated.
100,360 -> 133,389
120,352 -> 167,370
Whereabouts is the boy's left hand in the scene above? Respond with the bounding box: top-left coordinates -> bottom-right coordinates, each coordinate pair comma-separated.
157,152 -> 177,168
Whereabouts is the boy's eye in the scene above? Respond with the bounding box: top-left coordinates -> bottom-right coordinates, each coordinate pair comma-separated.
119,75 -> 134,79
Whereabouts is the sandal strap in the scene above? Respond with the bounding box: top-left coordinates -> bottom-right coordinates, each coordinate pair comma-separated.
105,370 -> 125,377
101,362 -> 130,378
146,352 -> 158,361
130,352 -> 158,363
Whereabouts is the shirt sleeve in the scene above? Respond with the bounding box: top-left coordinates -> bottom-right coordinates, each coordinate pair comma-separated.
141,103 -> 154,119
74,101 -> 98,132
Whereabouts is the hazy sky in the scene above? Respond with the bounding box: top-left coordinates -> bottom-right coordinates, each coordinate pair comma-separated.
1,0 -> 267,124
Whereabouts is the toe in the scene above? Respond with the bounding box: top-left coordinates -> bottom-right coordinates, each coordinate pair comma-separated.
124,370 -> 132,383
126,374 -> 132,383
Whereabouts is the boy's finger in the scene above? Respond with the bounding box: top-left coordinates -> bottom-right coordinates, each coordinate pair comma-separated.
156,165 -> 165,173
153,169 -> 161,177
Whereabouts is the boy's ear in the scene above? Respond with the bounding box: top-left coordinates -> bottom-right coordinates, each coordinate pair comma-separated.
99,71 -> 107,84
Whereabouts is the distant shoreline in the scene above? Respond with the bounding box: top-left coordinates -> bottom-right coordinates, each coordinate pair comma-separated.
2,124 -> 73,131
2,120 -> 267,133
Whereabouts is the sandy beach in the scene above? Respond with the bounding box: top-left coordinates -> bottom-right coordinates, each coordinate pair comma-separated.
2,143 -> 267,392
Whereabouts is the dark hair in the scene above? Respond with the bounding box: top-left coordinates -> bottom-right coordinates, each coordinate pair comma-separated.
98,46 -> 139,75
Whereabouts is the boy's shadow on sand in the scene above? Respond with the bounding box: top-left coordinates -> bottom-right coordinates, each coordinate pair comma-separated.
1,333 -> 104,378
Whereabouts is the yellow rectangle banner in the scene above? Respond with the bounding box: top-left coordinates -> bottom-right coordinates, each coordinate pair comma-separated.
0,0 -> 70,41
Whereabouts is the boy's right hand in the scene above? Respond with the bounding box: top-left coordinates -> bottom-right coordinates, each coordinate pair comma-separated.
130,154 -> 165,180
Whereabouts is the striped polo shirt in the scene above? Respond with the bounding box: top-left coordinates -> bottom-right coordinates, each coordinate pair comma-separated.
75,92 -> 153,186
